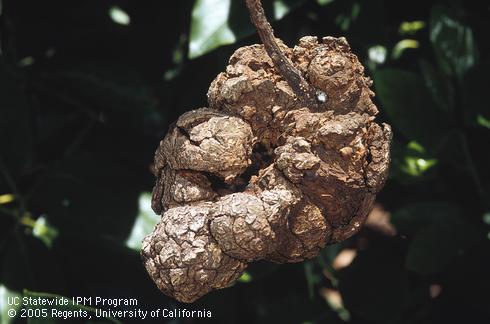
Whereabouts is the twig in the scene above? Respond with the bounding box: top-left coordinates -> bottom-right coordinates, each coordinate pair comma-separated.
245,0 -> 319,109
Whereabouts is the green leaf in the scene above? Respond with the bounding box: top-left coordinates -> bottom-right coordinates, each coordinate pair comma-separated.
374,68 -> 451,149
400,155 -> 437,177
108,6 -> 130,26
272,0 -> 307,21
477,115 -> 490,130
390,140 -> 439,184
188,0 -> 306,59
0,194 -> 15,205
125,192 -> 160,251
316,0 -> 334,6
367,45 -> 387,66
419,59 -> 455,112
399,21 -> 426,35
237,271 -> 253,283
335,2 -> 361,31
19,215 -> 59,248
430,5 -> 478,78
392,202 -> 483,274
273,0 -> 289,20
303,261 -> 321,299
391,39 -> 419,59
405,219 -> 481,274
482,212 -> 490,225
189,0 -> 236,59
391,202 -> 461,236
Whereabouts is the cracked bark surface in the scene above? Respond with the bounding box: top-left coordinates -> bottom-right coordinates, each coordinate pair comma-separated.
142,2 -> 392,303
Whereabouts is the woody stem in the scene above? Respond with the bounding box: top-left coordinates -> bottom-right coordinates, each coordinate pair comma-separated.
245,0 -> 319,109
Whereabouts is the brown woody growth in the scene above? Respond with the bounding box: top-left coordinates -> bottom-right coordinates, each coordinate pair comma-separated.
244,0 -> 319,109
141,0 -> 392,303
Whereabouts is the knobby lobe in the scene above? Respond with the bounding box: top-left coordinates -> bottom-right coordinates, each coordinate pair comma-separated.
142,36 -> 392,303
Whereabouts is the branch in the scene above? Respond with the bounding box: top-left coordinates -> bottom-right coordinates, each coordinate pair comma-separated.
245,0 -> 319,109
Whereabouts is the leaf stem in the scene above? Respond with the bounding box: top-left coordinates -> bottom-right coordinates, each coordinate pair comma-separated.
245,0 -> 319,109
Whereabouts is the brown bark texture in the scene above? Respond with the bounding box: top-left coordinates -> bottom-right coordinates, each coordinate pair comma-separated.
141,34 -> 392,303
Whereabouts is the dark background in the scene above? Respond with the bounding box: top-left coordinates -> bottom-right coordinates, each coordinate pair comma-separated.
1,0 -> 489,323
